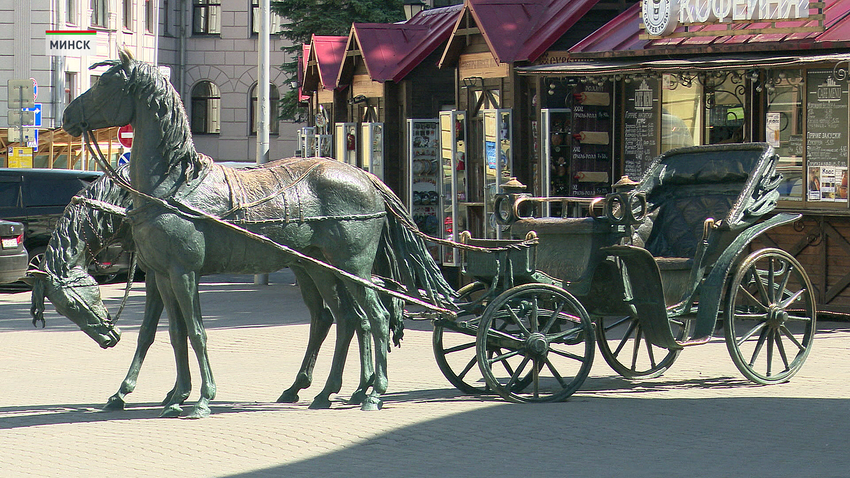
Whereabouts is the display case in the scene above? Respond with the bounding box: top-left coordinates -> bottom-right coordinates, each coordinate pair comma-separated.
408,118 -> 441,261
541,108 -> 572,217
482,109 -> 512,238
298,127 -> 315,158
361,122 -> 384,181
439,110 -> 467,266
334,122 -> 358,166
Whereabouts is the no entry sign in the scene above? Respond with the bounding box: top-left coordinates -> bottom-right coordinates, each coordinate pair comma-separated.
118,124 -> 134,148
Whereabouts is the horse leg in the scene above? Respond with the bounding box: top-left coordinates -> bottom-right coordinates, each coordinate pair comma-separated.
307,274 -> 371,409
277,266 -> 334,403
157,279 -> 193,418
173,271 -> 215,419
104,272 -> 165,411
343,283 -> 390,411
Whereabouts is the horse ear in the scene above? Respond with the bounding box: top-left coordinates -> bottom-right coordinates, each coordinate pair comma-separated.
118,48 -> 134,73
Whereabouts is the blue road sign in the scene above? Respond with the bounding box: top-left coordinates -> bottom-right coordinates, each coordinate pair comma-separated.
118,151 -> 131,166
23,104 -> 42,127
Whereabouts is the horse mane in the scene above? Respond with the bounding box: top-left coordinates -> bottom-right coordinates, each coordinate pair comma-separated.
43,166 -> 134,278
123,59 -> 210,180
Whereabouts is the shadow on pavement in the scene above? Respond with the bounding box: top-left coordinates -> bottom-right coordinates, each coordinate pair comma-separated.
216,395 -> 848,478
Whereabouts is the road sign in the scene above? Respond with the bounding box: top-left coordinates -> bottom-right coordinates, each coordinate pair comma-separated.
7,79 -> 35,109
8,147 -> 33,168
7,128 -> 36,143
45,30 -> 97,56
118,152 -> 131,166
118,124 -> 134,148
8,110 -> 35,127
23,104 -> 42,127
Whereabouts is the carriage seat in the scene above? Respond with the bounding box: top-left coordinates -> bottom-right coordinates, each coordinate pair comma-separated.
631,152 -> 752,269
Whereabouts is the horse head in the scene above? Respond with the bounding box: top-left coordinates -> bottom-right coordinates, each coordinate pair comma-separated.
63,49 -> 137,137
29,268 -> 121,349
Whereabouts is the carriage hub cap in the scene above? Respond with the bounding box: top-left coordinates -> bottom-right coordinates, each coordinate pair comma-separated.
767,305 -> 788,328
526,333 -> 549,356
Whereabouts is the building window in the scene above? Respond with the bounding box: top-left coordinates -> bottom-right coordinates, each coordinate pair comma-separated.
91,0 -> 108,27
767,69 -> 804,203
162,0 -> 170,35
661,74 -> 700,152
251,0 -> 281,35
191,81 -> 221,134
193,0 -> 221,35
250,83 -> 280,135
145,0 -> 153,32
67,0 -> 76,24
123,0 -> 132,29
65,72 -> 77,104
704,71 -> 747,145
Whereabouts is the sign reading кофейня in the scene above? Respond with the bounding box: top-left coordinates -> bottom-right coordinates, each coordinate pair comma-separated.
45,30 -> 97,56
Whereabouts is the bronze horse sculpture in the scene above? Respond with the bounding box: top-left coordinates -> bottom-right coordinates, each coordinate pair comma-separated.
58,50 -> 454,417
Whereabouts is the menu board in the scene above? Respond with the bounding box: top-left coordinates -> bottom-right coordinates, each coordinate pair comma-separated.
623,79 -> 660,182
568,83 -> 612,197
806,70 -> 849,203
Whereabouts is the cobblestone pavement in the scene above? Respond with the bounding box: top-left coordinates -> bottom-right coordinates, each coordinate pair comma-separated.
1,270 -> 849,477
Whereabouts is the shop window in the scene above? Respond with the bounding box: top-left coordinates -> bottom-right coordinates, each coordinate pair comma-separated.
804,69 -> 848,205
193,0 -> 221,35
91,0 -> 108,27
661,74 -> 700,152
766,69 -> 805,202
250,83 -> 280,135
703,71 -> 747,145
191,81 -> 221,134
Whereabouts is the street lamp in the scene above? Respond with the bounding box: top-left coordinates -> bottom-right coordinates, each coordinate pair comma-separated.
403,0 -> 426,20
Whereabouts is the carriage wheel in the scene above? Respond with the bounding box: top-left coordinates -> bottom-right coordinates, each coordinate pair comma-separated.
433,281 -> 492,394
724,248 -> 816,384
596,314 -> 693,379
476,283 -> 595,403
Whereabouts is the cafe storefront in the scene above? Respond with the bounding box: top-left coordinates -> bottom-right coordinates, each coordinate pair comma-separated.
517,0 -> 850,313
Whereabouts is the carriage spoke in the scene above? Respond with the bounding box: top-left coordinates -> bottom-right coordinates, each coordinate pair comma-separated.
547,324 -> 584,343
544,357 -> 568,389
643,333 -> 657,369
748,327 -> 769,367
774,329 -> 791,372
457,356 -> 479,381
505,356 -> 531,392
542,302 -> 566,334
767,257 -> 776,303
776,262 -> 793,301
766,329 -> 775,376
506,306 -> 531,337
485,328 -> 525,348
530,297 -> 540,333
779,324 -> 806,352
750,265 -> 771,306
444,341 -> 476,354
779,288 -> 806,310
736,320 -> 767,347
489,348 -> 523,364
549,347 -> 588,362
613,318 -> 639,357
603,315 -> 632,332
630,326 -> 644,371
738,282 -> 769,312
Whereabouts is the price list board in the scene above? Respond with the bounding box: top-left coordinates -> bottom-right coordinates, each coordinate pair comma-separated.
623,79 -> 660,182
805,70 -> 849,203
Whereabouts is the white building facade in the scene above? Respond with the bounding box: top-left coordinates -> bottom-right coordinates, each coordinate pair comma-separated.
1,0 -> 300,164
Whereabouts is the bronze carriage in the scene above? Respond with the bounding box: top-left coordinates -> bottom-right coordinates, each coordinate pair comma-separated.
432,143 -> 816,402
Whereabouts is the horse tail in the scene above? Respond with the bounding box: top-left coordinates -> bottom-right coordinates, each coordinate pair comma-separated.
368,175 -> 458,337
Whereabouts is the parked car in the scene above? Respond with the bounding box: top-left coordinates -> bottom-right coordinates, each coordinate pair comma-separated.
0,168 -> 130,282
0,219 -> 28,284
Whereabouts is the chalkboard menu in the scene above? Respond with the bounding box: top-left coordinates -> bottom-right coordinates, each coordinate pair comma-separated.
623,79 -> 660,182
806,70 -> 849,203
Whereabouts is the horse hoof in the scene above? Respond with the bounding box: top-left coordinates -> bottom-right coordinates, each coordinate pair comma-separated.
103,395 -> 126,411
277,390 -> 299,403
162,390 -> 189,406
186,405 -> 211,419
308,397 -> 332,409
160,405 -> 183,418
361,397 -> 383,411
349,390 -> 366,405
